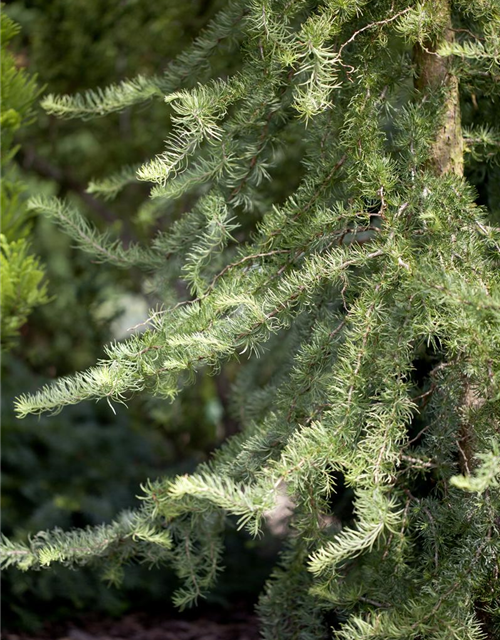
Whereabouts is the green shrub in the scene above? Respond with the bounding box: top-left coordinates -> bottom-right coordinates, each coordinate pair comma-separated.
1,9 -> 48,348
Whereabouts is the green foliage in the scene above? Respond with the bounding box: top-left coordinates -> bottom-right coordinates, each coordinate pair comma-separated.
0,353 -> 183,628
464,124 -> 500,164
0,9 -> 48,348
0,236 -> 48,345
36,0 -> 246,120
5,0 -> 235,243
3,0 -> 500,637
0,10 -> 38,158
450,438 -> 500,493
27,196 -> 164,271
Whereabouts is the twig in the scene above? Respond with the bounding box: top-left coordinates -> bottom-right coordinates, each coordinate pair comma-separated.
19,147 -> 132,241
337,8 -> 412,57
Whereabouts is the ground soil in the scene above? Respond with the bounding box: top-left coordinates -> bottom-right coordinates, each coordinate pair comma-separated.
2,607 -> 261,640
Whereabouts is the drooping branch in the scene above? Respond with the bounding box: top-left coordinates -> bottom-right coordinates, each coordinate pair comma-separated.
18,146 -> 136,246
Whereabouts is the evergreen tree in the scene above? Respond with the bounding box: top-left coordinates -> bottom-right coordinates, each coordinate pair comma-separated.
2,0 -> 500,637
1,9 -> 48,348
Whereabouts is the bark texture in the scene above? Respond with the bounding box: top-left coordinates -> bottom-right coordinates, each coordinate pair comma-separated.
414,0 -> 464,176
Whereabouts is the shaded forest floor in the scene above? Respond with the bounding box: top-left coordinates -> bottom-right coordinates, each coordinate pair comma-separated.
2,606 -> 261,640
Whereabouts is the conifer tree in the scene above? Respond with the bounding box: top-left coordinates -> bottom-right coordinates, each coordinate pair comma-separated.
1,10 -> 48,348
2,0 -> 500,637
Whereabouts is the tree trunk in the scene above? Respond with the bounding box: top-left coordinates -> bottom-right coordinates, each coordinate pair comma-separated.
413,0 -> 474,474
413,0 -> 464,176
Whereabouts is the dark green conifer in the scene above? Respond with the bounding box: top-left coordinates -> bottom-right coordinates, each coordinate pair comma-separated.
1,10 -> 48,348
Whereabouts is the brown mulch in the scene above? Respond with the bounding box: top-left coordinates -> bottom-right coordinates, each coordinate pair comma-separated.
2,609 -> 261,640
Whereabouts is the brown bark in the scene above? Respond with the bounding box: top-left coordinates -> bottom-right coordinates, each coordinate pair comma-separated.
413,0 -> 464,176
